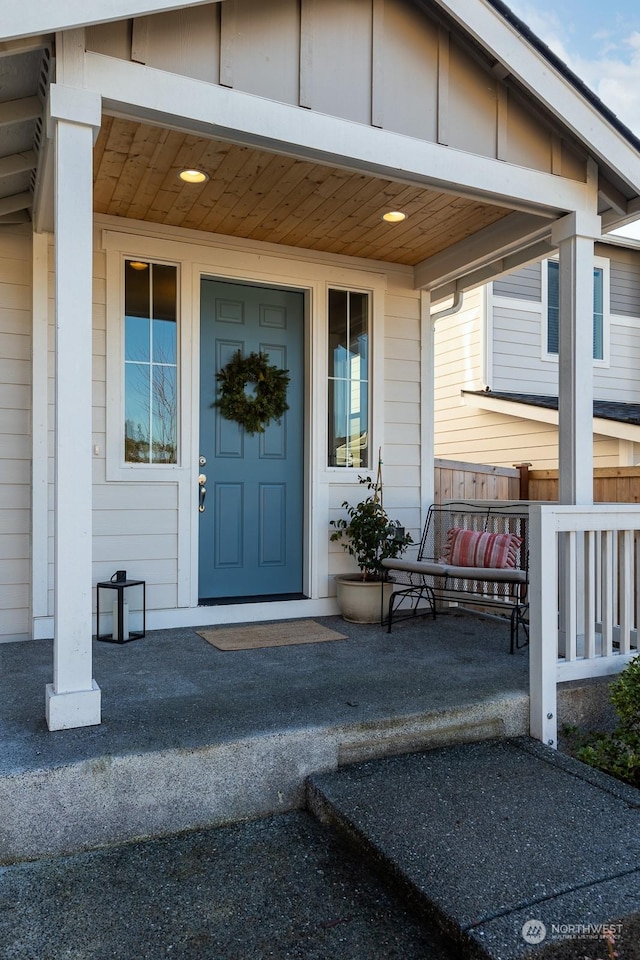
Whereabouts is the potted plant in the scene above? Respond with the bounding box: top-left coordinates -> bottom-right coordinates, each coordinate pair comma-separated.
330,475 -> 412,623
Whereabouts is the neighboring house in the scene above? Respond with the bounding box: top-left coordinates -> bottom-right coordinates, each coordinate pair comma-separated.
2,0 -> 640,730
434,237 -> 640,469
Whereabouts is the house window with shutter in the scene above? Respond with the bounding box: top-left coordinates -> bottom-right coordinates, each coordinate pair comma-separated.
547,259 -> 605,361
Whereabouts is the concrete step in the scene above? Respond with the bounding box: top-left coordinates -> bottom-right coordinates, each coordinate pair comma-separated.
0,696 -> 528,865
306,737 -> 640,960
0,677 -> 614,866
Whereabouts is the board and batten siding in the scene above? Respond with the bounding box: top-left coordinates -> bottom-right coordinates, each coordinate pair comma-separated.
0,226 -> 31,642
86,0 -> 586,183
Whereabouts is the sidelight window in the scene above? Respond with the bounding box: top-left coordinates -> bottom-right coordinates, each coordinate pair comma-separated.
123,259 -> 178,464
328,288 -> 369,468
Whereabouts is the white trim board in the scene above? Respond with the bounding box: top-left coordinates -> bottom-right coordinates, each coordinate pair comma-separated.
33,597 -> 340,640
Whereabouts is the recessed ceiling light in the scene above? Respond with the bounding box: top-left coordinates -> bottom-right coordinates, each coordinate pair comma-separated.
382,210 -> 407,223
178,168 -> 209,184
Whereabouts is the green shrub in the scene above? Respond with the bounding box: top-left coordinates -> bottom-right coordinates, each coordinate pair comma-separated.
574,656 -> 640,788
329,476 -> 412,581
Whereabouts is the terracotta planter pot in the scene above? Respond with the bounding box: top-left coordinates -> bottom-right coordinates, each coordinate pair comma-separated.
334,574 -> 394,624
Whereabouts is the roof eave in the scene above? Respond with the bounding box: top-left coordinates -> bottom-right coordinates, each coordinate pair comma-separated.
432,0 -> 640,203
462,391 -> 640,443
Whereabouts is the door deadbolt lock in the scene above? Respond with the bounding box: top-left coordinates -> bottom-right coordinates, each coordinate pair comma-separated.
199,455 -> 207,466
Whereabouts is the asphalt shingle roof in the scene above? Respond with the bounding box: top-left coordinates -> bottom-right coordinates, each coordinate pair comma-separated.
464,390 -> 640,426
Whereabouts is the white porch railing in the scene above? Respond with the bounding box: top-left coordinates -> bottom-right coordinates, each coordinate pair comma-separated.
529,504 -> 640,748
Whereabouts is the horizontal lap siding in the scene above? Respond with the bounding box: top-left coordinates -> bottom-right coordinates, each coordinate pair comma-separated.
610,255 -> 640,317
0,227 -> 31,642
434,287 -> 484,463
491,304 -> 558,394
594,324 -> 640,402
493,263 -> 541,302
91,248 -> 179,616
435,287 -> 560,469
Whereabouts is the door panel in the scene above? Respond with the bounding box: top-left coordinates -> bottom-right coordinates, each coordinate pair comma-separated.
199,279 -> 304,600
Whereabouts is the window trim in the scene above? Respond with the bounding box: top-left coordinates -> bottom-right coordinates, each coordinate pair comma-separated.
542,255 -> 610,367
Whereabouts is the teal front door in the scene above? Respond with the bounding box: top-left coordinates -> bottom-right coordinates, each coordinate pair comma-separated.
199,279 -> 304,601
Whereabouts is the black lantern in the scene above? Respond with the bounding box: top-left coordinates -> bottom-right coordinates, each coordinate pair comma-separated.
96,571 -> 146,643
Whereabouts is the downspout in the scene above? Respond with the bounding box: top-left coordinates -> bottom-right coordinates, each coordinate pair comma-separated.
430,290 -> 464,323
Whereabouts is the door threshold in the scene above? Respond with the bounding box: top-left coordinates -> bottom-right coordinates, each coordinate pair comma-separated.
198,593 -> 307,606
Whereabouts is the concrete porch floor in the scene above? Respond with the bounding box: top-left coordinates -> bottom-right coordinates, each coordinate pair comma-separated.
3,611 -> 529,770
0,610 -> 609,864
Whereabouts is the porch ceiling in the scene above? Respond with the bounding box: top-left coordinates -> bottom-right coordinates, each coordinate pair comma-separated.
93,115 -> 513,266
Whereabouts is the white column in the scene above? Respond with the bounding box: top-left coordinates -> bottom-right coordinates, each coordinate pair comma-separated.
45,84 -> 102,731
551,211 -> 601,505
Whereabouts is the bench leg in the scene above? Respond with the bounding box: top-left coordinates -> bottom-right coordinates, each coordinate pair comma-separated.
510,603 -> 530,653
387,585 -> 436,633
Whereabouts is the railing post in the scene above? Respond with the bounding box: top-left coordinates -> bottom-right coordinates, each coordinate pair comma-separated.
529,505 -> 559,748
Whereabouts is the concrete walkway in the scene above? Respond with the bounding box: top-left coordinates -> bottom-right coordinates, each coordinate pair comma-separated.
308,738 -> 640,960
0,811 -> 456,960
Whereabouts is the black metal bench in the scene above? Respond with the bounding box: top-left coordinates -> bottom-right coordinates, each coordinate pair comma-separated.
382,502 -> 529,653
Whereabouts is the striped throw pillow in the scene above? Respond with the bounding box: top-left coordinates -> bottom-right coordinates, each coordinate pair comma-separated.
444,527 -> 522,569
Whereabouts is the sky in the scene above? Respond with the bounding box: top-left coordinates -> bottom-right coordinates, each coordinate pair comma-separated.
503,0 -> 640,238
505,0 -> 640,134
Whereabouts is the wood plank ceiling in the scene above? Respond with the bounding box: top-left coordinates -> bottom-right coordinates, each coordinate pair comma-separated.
94,116 -> 512,265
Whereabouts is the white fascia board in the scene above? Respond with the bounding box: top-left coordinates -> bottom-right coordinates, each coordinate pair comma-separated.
430,239 -> 556,301
464,390 -> 559,424
85,52 -> 592,216
434,0 -> 640,196
463,391 -> 640,442
0,0 -> 224,43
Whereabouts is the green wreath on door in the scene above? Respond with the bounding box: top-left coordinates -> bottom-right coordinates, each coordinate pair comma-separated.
214,350 -> 290,435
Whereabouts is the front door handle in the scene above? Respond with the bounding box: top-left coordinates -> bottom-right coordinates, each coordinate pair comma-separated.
198,473 -> 207,513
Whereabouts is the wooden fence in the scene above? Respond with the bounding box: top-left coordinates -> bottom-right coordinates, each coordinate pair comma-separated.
434,459 -> 521,504
435,460 -> 640,504
527,467 -> 640,503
